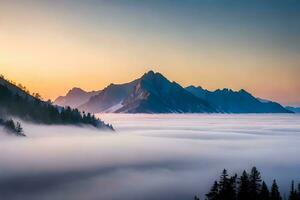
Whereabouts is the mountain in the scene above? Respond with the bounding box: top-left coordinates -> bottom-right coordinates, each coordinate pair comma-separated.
186,86 -> 292,113
79,80 -> 139,113
54,87 -> 101,108
285,106 -> 300,113
0,76 -> 113,131
55,71 -> 293,114
79,71 -> 215,113
117,71 -> 215,113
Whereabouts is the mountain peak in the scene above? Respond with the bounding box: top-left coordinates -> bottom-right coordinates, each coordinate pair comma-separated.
112,70 -> 216,113
186,85 -> 204,91
66,87 -> 87,97
143,70 -> 165,77
145,70 -> 155,76
141,70 -> 167,83
142,70 -> 156,78
220,88 -> 232,92
238,89 -> 249,94
70,87 -> 85,92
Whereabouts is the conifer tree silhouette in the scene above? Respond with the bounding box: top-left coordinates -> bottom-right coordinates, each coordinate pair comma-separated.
237,170 -> 250,200
288,181 -> 298,200
270,180 -> 281,200
249,167 -> 262,200
259,181 -> 270,200
206,181 -> 219,200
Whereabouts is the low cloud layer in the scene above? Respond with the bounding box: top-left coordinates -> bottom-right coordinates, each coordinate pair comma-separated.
0,114 -> 299,200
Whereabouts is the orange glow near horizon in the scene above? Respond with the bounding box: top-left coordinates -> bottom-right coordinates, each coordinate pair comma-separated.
0,1 -> 299,106
1,62 -> 299,106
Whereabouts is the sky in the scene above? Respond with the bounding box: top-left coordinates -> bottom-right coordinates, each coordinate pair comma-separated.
0,0 -> 299,106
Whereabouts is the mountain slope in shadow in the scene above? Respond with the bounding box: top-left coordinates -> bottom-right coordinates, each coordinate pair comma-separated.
186,85 -> 292,113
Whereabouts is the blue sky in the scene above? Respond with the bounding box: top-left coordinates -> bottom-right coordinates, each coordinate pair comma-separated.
0,0 -> 299,105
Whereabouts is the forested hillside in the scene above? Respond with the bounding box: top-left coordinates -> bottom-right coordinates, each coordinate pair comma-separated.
0,76 -> 113,133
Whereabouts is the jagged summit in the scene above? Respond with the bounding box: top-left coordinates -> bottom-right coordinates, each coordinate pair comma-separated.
55,70 -> 292,114
143,70 -> 156,76
117,70 -> 215,113
141,70 -> 164,78
68,87 -> 85,93
66,87 -> 88,97
139,71 -> 171,86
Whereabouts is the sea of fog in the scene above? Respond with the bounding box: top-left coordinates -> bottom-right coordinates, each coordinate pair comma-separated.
0,114 -> 299,200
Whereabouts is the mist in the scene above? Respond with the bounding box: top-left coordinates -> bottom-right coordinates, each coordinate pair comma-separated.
0,114 -> 299,200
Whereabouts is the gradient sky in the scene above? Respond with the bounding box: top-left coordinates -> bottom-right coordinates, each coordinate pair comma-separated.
0,0 -> 299,106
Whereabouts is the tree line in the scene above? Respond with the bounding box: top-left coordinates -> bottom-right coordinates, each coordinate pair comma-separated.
0,84 -> 113,130
194,167 -> 300,200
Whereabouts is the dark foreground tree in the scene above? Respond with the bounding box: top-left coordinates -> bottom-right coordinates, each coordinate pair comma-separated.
206,181 -> 220,200
289,181 -> 298,200
194,195 -> 200,200
259,181 -> 270,200
205,170 -> 237,200
270,180 -> 282,200
297,184 -> 300,200
249,167 -> 262,200
237,171 -> 250,200
219,169 -> 230,200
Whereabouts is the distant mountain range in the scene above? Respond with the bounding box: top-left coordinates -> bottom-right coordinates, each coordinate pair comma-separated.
185,86 -> 290,113
55,87 -> 101,108
285,106 -> 300,113
54,71 -> 293,114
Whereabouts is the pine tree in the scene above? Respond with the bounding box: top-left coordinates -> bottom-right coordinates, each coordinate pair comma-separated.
15,121 -> 24,136
297,183 -> 300,200
259,181 -> 270,200
229,174 -> 237,200
194,195 -> 200,200
219,169 -> 229,200
218,169 -> 236,200
237,170 -> 250,200
206,181 -> 220,200
270,180 -> 282,200
289,181 -> 297,200
249,167 -> 262,200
